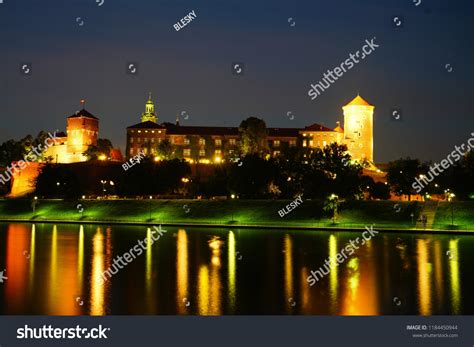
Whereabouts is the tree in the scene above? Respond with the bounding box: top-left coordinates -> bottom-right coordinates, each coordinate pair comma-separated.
386,158 -> 423,200
323,194 -> 340,223
156,139 -> 175,160
238,117 -> 269,156
227,154 -> 277,198
370,181 -> 391,200
83,139 -> 113,160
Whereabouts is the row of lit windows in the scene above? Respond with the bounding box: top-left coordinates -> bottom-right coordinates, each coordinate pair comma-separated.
130,137 -> 162,144
68,129 -> 97,136
130,129 -> 163,134
302,133 -> 336,137
303,140 -> 328,147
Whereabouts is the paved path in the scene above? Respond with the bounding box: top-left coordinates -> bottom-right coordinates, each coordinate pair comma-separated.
416,200 -> 439,229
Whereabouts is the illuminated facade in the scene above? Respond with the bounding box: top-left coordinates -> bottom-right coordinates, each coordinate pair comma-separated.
45,109 -> 99,163
125,94 -> 375,164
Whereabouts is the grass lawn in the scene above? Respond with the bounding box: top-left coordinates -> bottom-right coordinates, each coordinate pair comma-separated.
433,201 -> 474,230
0,198 -> 431,229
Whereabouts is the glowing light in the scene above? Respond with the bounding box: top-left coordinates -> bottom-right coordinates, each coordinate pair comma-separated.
90,228 -> 105,316
98,154 -> 107,161
284,234 -> 294,313
214,156 -> 222,163
181,177 -> 190,183
416,239 -> 432,315
176,229 -> 189,314
228,231 -> 236,312
448,239 -> 461,314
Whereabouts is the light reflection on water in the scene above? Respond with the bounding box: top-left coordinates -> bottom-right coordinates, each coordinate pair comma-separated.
0,223 -> 471,315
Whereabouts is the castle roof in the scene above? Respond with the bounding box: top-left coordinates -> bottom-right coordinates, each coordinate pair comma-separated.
302,123 -> 336,132
68,109 -> 99,120
164,124 -> 239,136
127,121 -> 165,129
343,95 -> 373,107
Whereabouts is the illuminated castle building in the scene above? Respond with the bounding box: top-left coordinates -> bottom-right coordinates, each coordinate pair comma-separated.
126,93 -> 375,164
45,108 -> 99,163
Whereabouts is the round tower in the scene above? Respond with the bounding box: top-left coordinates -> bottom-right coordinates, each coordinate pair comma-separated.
342,95 -> 374,163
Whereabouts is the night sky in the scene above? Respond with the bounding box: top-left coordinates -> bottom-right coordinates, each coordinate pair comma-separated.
0,0 -> 472,163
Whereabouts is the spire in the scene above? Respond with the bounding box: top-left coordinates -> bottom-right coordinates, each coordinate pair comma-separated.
141,92 -> 157,123
175,112 -> 180,126
80,99 -> 86,110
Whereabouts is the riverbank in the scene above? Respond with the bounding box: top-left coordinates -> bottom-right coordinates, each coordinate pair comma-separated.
0,199 -> 473,233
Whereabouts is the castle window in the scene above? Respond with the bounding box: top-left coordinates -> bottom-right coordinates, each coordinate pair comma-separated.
130,137 -> 134,143
273,151 -> 280,156
199,138 -> 206,146
199,149 -> 206,157
131,130 -> 134,133
273,140 -> 280,147
152,131 -> 155,133
138,130 -> 141,133
229,138 -> 236,146
309,140 -> 313,147
184,149 -> 191,156
303,140 -> 307,147
215,139 -> 222,146
215,149 -> 222,156
151,138 -> 155,143
137,138 -> 141,143
289,140 -> 296,147
184,138 -> 190,145
130,148 -> 133,155
323,141 -> 327,146
145,130 -> 148,133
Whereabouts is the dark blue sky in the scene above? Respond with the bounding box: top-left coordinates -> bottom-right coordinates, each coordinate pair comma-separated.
0,0 -> 472,162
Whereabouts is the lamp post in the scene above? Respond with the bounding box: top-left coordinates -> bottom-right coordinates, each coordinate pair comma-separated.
100,180 -> 107,197
149,196 -> 153,220
449,192 -> 455,226
32,196 -> 38,217
230,194 -> 236,222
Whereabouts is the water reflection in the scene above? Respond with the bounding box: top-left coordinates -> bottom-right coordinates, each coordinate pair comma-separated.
0,223 -> 471,315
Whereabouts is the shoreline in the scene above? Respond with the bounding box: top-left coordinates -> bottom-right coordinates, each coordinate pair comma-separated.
0,217 -> 473,235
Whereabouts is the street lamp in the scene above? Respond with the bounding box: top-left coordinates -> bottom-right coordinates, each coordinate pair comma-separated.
149,195 -> 153,220
230,194 -> 236,222
100,180 -> 107,197
448,192 -> 455,226
32,196 -> 38,217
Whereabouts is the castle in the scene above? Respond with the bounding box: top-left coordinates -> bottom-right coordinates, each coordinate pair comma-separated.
126,94 -> 375,165
44,108 -> 99,164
